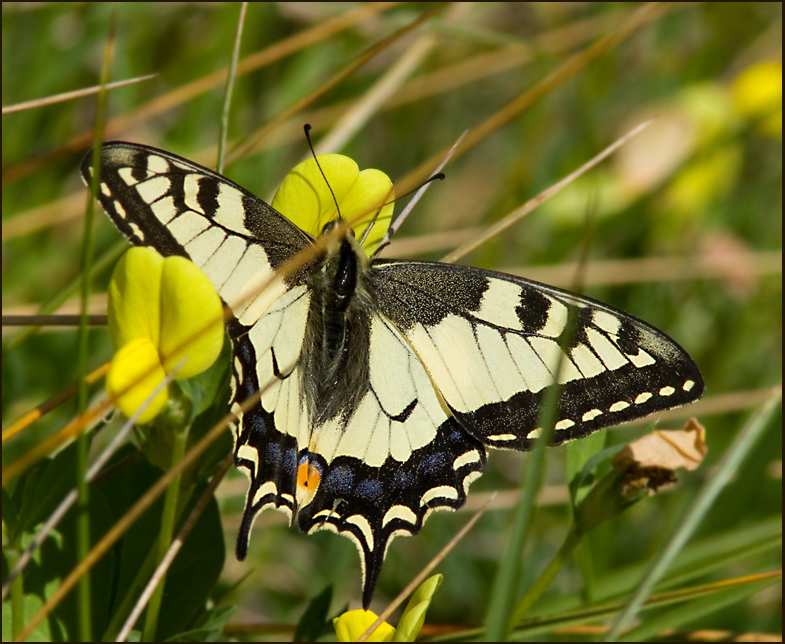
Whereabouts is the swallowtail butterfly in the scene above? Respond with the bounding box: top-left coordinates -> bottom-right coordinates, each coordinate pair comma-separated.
82,142 -> 704,607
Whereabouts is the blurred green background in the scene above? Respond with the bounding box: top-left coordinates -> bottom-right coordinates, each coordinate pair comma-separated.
2,2 -> 781,640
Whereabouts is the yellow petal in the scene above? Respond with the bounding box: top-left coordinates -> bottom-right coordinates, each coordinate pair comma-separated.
731,61 -> 782,120
339,167 -> 394,255
731,61 -> 782,139
272,154 -> 394,255
106,337 -> 168,424
333,609 -> 394,642
107,247 -> 163,350
272,154 -> 358,237
158,255 -> 224,378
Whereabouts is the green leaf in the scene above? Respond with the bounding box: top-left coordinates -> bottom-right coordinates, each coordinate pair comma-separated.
178,339 -> 230,419
35,471 -> 115,641
567,442 -> 624,508
2,591 -> 66,642
165,605 -> 237,642
186,359 -> 233,486
152,491 -> 226,641
189,604 -> 236,634
574,469 -> 643,535
294,585 -> 333,642
13,441 -> 79,539
565,428 -> 607,501
92,446 -> 224,641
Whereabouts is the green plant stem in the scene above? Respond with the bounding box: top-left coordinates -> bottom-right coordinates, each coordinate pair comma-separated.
76,120 -> 99,644
605,387 -> 782,641
75,13 -> 116,639
141,424 -> 189,642
483,396 -> 559,641
509,524 -> 583,629
74,436 -> 92,641
216,2 -> 246,174
7,545 -> 24,639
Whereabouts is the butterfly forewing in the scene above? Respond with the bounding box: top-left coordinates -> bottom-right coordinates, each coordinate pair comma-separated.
84,142 -> 704,609
373,260 -> 704,449
82,142 -> 313,326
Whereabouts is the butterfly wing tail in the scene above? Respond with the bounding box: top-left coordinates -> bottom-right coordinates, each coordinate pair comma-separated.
297,418 -> 486,608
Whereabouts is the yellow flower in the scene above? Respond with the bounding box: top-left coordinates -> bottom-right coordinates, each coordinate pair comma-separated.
731,60 -> 782,139
332,575 -> 443,642
106,247 -> 224,423
333,609 -> 394,642
272,154 -> 394,256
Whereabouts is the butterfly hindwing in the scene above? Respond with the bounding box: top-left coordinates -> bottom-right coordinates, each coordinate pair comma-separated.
299,417 -> 485,609
373,260 -> 704,449
228,285 -> 313,558
292,310 -> 487,607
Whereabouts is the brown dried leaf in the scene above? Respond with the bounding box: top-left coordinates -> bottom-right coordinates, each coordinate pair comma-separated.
613,418 -> 707,495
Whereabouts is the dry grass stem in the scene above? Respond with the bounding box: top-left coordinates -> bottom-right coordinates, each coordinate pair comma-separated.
1,74 -> 157,115
1,3 -> 401,184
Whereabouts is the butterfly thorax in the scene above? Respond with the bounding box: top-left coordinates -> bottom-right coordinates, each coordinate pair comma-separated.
301,231 -> 375,427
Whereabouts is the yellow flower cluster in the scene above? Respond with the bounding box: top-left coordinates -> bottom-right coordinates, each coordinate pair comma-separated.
106,247 -> 224,423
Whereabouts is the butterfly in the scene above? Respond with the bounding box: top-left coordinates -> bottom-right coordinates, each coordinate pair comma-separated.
82,142 -> 704,607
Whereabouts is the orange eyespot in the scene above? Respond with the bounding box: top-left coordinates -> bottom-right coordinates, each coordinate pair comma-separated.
297,457 -> 322,494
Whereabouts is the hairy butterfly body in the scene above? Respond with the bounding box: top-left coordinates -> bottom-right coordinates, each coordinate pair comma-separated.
83,142 -> 703,607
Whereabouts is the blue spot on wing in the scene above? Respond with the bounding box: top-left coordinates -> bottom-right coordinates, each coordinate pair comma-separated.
296,418 -> 486,609
418,452 -> 447,476
323,466 -> 354,495
356,479 -> 384,501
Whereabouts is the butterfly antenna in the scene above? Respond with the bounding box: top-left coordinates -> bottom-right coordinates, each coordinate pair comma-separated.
360,173 -> 444,249
358,202 -> 388,247
373,172 -> 446,256
304,124 -> 342,224
358,208 -> 381,247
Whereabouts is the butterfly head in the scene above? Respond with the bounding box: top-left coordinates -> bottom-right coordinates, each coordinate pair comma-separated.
321,218 -> 354,237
